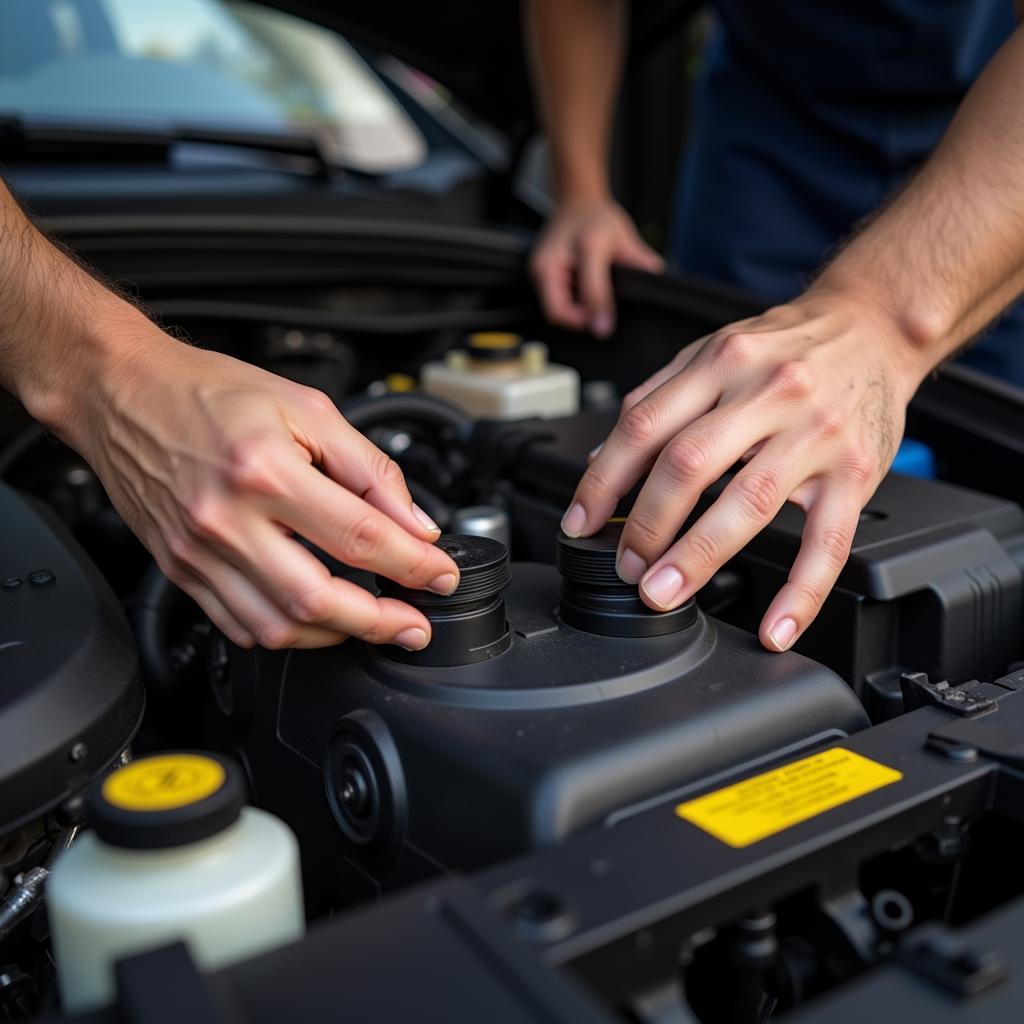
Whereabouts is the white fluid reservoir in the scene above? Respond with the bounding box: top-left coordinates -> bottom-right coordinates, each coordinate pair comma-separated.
422,333 -> 580,420
48,752 -> 304,1013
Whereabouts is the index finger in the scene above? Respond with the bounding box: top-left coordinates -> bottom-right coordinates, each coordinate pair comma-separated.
561,366 -> 719,538
271,458 -> 460,594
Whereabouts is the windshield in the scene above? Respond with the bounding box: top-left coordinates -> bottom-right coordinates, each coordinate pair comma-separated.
0,0 -> 426,171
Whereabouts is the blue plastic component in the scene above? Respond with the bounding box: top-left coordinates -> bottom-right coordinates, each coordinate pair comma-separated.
892,438 -> 937,479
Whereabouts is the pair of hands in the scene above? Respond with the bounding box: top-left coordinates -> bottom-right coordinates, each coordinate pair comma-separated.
76,198 -> 916,656
534,197 -> 922,651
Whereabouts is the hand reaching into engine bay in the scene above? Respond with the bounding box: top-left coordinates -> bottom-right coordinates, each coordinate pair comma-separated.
0,182 -> 458,652
531,197 -> 664,337
562,290 -> 926,652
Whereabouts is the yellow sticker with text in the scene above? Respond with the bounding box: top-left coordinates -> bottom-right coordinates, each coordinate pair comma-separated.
675,748 -> 902,848
102,754 -> 225,812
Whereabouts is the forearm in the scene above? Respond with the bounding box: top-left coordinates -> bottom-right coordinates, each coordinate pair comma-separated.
525,0 -> 626,202
0,180 -> 160,442
811,25 -> 1024,381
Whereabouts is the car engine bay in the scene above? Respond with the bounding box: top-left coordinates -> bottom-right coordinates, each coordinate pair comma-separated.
3,221 -> 1024,1022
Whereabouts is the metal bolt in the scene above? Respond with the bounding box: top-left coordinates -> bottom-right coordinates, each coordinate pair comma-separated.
69,742 -> 87,763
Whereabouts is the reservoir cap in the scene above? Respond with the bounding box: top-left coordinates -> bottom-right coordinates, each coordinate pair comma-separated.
467,332 -> 522,362
90,752 -> 245,850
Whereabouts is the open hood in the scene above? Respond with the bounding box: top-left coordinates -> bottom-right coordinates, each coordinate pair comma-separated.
263,0 -> 701,136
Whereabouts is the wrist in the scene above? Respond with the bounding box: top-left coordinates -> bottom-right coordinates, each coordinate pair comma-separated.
550,161 -> 611,206
22,271 -> 167,449
805,269 -> 949,396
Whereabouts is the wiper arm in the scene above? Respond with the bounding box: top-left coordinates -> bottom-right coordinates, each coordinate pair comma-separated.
0,115 -> 344,179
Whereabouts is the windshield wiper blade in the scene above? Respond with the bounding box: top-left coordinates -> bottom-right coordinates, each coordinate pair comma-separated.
0,115 -> 342,179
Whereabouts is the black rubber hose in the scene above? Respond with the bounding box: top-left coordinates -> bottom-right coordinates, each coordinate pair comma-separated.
131,563 -> 183,698
341,392 -> 473,440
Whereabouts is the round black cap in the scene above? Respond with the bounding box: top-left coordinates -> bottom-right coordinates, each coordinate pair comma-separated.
89,751 -> 246,850
557,522 -> 697,638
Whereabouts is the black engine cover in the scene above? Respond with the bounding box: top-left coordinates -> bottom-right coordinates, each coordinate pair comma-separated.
212,559 -> 866,907
0,484 -> 144,836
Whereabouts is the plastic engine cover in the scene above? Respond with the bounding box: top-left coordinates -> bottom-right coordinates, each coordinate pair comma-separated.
0,484 -> 144,836
222,538 -> 868,904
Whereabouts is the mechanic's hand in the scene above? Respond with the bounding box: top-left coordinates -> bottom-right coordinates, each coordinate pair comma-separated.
562,291 -> 928,652
73,329 -> 459,651
530,196 -> 664,337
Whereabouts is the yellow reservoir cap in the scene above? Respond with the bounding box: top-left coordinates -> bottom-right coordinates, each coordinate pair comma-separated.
467,332 -> 523,362
102,753 -> 226,812
468,332 -> 521,350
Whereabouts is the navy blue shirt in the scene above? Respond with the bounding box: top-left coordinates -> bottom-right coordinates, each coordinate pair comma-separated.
670,1 -> 1021,380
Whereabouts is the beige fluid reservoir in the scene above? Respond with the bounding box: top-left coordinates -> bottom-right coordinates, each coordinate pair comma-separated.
48,752 -> 304,1013
422,333 -> 580,420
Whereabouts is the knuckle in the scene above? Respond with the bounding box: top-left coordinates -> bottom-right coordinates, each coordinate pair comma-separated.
225,437 -> 279,496
338,514 -> 385,565
626,508 -> 662,547
166,533 -> 199,569
402,544 -> 437,585
359,622 -> 391,646
794,577 -> 828,610
839,449 -> 876,487
183,496 -> 229,543
286,585 -> 333,625
817,524 -> 854,569
369,451 -> 404,489
255,621 -> 298,650
579,461 -> 613,499
683,530 -> 720,573
733,469 -> 781,522
809,404 -> 844,439
714,330 -> 757,368
769,360 -> 813,400
663,435 -> 709,482
355,608 -> 389,645
618,403 -> 659,448
303,388 -> 336,418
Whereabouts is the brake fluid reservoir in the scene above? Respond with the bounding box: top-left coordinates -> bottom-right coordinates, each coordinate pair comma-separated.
48,752 -> 303,1013
422,333 -> 579,419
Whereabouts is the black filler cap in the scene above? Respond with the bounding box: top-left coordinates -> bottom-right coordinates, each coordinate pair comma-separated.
376,535 -> 512,667
558,521 -> 698,638
89,751 -> 246,850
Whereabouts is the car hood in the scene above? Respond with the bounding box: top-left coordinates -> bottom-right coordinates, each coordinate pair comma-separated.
265,0 -> 700,135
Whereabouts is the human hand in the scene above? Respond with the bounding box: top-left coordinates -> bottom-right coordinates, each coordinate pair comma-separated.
530,196 -> 664,337
68,323 -> 459,651
561,291 -> 930,651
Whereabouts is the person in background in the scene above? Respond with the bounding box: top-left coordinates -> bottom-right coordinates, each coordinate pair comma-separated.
528,0 -> 1024,653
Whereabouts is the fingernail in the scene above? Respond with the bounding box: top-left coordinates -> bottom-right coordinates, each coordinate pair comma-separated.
561,502 -> 587,538
589,443 -> 604,460
395,627 -> 429,651
768,617 -> 798,652
428,572 -> 459,596
641,566 -> 685,609
616,547 -> 647,584
412,503 -> 440,534
591,312 -> 614,338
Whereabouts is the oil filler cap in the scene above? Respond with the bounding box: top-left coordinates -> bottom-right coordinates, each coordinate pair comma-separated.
90,751 -> 245,850
558,521 -> 697,637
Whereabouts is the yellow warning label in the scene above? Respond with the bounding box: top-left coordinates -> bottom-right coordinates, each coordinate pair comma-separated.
675,748 -> 902,848
102,754 -> 225,812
